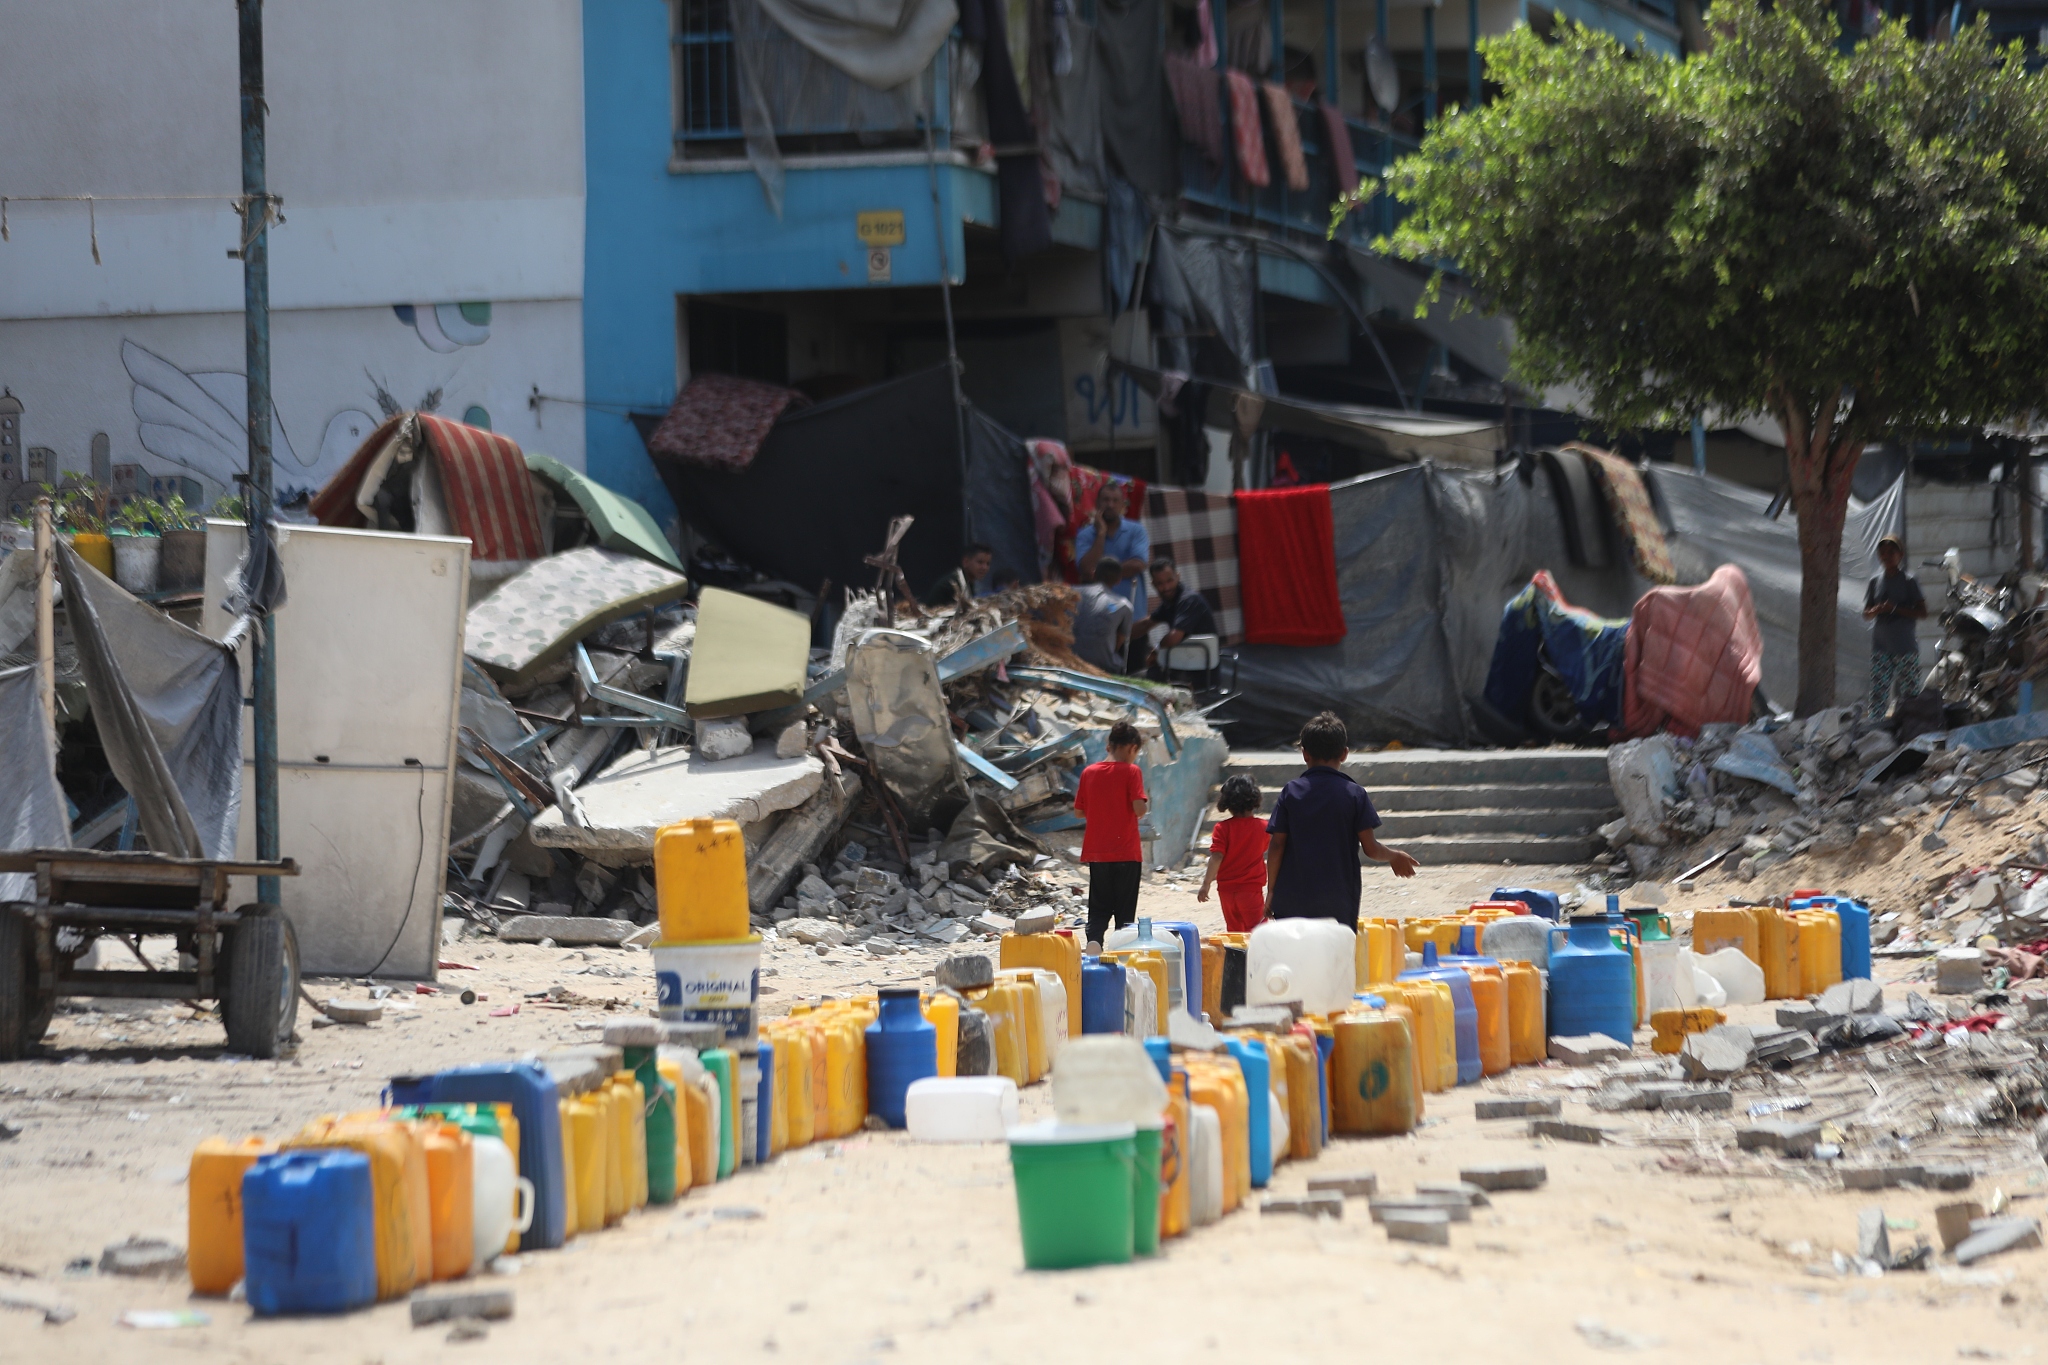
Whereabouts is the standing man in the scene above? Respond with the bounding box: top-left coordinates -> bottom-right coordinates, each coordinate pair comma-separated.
1863,535 -> 1927,717
1074,483 -> 1149,621
1139,556 -> 1217,677
1071,558 -> 1134,674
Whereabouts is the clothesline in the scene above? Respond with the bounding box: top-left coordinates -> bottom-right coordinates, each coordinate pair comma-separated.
0,192 -> 281,264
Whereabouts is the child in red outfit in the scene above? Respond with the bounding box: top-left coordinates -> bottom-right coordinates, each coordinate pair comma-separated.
1074,720 -> 1150,950
1198,774 -> 1269,932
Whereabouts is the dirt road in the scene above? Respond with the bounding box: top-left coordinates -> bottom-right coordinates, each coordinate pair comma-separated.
3,862 -> 2043,1363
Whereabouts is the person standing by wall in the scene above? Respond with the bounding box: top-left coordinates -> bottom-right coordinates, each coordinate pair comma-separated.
1864,535 -> 1927,717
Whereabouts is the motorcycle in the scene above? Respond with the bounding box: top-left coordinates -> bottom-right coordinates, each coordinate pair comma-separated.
1919,548 -> 2043,724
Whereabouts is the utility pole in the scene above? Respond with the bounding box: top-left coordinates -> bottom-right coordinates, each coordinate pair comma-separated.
239,0 -> 280,904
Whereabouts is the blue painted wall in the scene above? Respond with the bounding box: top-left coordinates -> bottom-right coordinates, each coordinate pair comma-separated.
581,0 -> 989,523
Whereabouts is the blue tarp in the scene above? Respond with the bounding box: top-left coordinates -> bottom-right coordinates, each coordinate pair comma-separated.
1482,575 -> 1629,731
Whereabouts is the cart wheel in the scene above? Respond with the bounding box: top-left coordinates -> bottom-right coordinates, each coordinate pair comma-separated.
0,912 -> 51,1061
221,905 -> 299,1059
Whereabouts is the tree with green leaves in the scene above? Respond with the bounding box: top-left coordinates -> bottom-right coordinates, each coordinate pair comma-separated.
1375,0 -> 2048,715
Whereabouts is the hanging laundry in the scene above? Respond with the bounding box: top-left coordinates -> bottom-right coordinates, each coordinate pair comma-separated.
1165,53 -> 1224,167
1261,82 -> 1309,191
1320,102 -> 1357,193
1235,484 -> 1345,646
1224,71 -> 1270,188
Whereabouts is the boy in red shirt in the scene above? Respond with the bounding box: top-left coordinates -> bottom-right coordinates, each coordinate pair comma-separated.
1197,773 -> 1268,932
1073,720 -> 1149,952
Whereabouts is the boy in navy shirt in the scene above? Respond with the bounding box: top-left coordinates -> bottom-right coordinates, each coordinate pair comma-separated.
1265,712 -> 1416,927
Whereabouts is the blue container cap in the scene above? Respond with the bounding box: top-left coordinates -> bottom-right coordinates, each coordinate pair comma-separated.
1353,993 -> 1387,1008
1143,1037 -> 1173,1082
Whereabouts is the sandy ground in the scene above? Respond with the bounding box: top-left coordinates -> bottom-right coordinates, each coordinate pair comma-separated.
4,861 -> 2047,1363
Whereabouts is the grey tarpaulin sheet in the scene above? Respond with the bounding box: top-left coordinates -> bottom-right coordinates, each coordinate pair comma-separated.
963,406 -> 1043,587
753,0 -> 958,89
1148,227 -> 1256,377
1094,0 -> 1176,197
1041,16 -> 1103,201
0,665 -> 69,902
1225,463 -> 1639,746
56,539 -> 242,860
1646,467 -> 1905,710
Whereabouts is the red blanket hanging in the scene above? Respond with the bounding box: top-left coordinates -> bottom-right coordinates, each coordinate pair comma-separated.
1234,484 -> 1346,647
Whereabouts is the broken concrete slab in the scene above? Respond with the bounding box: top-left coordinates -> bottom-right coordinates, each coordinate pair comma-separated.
1954,1218 -> 2042,1266
1680,1026 -> 1755,1081
1736,1120 -> 1822,1156
1382,1210 -> 1451,1245
1531,1119 -> 1609,1145
1260,1193 -> 1344,1219
1306,1172 -> 1377,1197
1014,909 -> 1057,936
936,954 -> 995,991
1937,1201 -> 1985,1252
1368,1196 -> 1471,1223
1858,1208 -> 1891,1265
1476,1097 -> 1562,1120
1776,1002 -> 1836,1032
1550,1034 -> 1631,1066
1460,1163 -> 1547,1192
1657,1088 -> 1733,1114
530,744 -> 823,856
1912,1164 -> 1974,1192
782,917 -> 850,947
411,1287 -> 515,1326
968,911 -> 1015,936
1415,1181 -> 1491,1208
497,916 -> 639,947
1936,947 -> 1985,994
1820,979 -> 1884,1016
1840,1165 -> 1923,1191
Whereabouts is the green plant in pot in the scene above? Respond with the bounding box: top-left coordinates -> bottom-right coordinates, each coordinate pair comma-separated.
157,495 -> 210,594
110,497 -> 165,594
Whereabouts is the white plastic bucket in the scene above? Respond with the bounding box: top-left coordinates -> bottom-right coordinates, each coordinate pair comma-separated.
652,938 -> 762,1046
112,533 -> 161,594
905,1076 -> 1019,1141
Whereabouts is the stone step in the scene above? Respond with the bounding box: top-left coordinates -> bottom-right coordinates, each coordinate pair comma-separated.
1198,804 -> 1611,839
1213,781 -> 1618,814
1393,833 -> 1600,865
1225,748 -> 1611,789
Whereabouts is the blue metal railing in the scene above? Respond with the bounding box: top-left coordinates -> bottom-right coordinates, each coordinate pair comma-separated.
1179,100 -> 1419,244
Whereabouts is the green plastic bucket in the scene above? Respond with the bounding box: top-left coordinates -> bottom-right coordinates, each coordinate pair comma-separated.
1132,1122 -> 1163,1257
1008,1122 -> 1136,1270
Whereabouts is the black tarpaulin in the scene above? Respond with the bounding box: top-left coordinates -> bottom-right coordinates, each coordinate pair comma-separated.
1095,0 -> 1177,197
648,366 -> 1041,598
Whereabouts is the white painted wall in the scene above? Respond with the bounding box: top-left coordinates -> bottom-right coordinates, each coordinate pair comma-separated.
1,301 -> 584,508
0,0 -> 586,498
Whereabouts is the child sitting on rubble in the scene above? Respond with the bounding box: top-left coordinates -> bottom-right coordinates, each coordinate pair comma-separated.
1265,711 -> 1418,927
1197,774 -> 1269,933
1074,719 -> 1149,953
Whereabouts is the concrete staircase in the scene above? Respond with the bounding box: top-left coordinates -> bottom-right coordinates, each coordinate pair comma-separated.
1212,748 -> 1619,866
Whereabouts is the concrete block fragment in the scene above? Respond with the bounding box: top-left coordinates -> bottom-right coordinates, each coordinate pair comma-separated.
1368,1196 -> 1470,1223
1858,1207 -> 1891,1265
1680,1025 -> 1755,1082
1013,909 -> 1057,936
497,916 -> 637,947
1936,947 -> 1985,994
1531,1118 -> 1609,1145
1261,1192 -> 1344,1219
601,1018 -> 663,1048
1839,1166 -> 1919,1191
695,716 -> 754,761
1306,1172 -> 1377,1198
1954,1218 -> 2042,1266
968,911 -> 1015,936
1735,1120 -> 1822,1156
1776,1002 -> 1836,1032
920,920 -> 970,945
1657,1088 -> 1732,1114
1936,1201 -> 1985,1252
783,918 -> 849,947
1549,1034 -> 1631,1066
1819,979 -> 1884,1016
410,1288 -> 515,1326
1912,1164 -> 1974,1192
1460,1163 -> 1548,1192
1382,1210 -> 1451,1245
1415,1181 -> 1491,1208
936,953 -> 995,991
1475,1097 -> 1561,1120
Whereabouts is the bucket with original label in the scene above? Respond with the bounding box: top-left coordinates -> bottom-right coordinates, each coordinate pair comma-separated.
652,938 -> 762,1048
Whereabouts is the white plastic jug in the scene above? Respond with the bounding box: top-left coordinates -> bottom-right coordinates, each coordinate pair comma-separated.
1268,1090 -> 1289,1164
1696,946 -> 1765,1005
1245,919 -> 1358,1015
1480,915 -> 1552,969
1189,1103 -> 1224,1226
1015,968 -> 1069,1058
1641,936 -> 1688,1014
1052,1035 -> 1169,1125
469,1133 -> 536,1273
1681,950 -> 1728,1008
1104,919 -> 1187,1018
904,1076 -> 1020,1141
1123,967 -> 1158,1037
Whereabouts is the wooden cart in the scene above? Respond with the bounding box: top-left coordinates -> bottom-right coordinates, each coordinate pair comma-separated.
0,850 -> 301,1060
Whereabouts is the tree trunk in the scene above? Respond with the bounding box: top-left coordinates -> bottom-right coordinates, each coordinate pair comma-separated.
1780,387 -> 1861,716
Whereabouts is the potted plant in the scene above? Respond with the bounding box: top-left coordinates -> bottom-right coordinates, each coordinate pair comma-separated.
56,483 -> 114,578
111,497 -> 163,594
157,495 -> 208,592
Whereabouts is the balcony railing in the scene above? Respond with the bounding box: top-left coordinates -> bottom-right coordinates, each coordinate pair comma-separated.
1179,99 -> 1419,244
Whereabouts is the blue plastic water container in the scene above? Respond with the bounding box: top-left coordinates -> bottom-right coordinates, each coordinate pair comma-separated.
865,987 -> 938,1128
1401,944 -> 1482,1084
241,1150 -> 377,1316
1835,898 -> 1873,981
1080,958 -> 1127,1034
1546,916 -> 1636,1047
386,1060 -> 568,1249
1312,1030 -> 1333,1142
1224,1037 -> 1273,1188
1153,920 -> 1205,1014
755,1040 -> 776,1162
1143,1037 -> 1173,1082
1492,886 -> 1561,920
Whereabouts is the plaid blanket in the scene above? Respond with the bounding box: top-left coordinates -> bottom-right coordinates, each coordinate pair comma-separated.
1145,485 -> 1242,643
418,415 -> 546,562
644,373 -> 808,473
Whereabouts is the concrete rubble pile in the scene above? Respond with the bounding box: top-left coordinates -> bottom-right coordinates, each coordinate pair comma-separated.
443,574 -> 1223,958
1597,706 -> 2048,911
